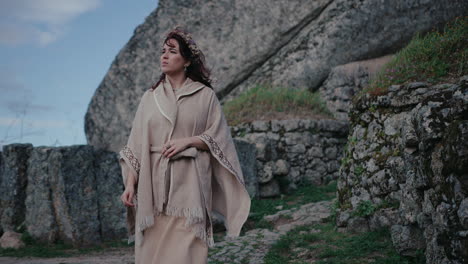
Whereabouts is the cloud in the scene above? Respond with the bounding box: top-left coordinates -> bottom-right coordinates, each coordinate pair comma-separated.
0,0 -> 101,46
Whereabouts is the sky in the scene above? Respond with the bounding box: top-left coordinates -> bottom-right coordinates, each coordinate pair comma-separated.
0,0 -> 158,148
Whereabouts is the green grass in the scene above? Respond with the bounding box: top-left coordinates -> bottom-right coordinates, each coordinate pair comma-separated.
0,233 -> 132,258
366,16 -> 467,95
223,84 -> 333,125
244,181 -> 337,231
264,220 -> 425,264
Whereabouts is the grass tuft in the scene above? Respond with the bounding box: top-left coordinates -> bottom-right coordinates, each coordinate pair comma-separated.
365,16 -> 467,95
223,84 -> 333,125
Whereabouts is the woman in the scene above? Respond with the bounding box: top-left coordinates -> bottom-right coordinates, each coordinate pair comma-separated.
118,25 -> 251,264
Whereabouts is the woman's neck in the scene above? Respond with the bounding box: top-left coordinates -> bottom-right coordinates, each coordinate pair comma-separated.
166,72 -> 187,90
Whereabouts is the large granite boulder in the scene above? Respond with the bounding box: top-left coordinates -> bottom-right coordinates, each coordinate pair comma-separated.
85,0 -> 468,152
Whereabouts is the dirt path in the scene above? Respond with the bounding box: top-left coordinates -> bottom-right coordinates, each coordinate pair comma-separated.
0,247 -> 134,264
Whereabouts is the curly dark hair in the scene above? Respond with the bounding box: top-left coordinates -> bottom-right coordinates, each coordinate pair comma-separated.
151,27 -> 213,89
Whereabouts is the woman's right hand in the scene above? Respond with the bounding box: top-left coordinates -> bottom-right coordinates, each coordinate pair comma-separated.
121,186 -> 135,207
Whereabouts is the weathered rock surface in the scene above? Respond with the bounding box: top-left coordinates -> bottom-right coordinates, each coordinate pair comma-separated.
0,144 -> 32,232
234,139 -> 258,198
337,76 -> 468,263
25,146 -> 107,246
263,200 -> 331,233
391,224 -> 425,256
319,55 -> 394,120
94,149 -> 128,241
209,228 -> 280,264
84,0 -> 468,152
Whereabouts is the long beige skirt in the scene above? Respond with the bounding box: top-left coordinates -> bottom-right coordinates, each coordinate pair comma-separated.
135,213 -> 208,264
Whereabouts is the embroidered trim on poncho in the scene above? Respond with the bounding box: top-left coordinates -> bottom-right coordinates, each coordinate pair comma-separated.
199,133 -> 245,186
121,145 -> 141,175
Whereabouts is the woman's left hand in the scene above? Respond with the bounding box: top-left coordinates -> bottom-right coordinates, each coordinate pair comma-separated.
162,138 -> 192,158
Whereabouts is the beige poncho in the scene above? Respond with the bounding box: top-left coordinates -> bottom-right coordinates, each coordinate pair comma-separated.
118,77 -> 251,247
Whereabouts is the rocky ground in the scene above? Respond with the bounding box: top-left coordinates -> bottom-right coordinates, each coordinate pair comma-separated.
0,201 -> 332,264
209,200 -> 331,264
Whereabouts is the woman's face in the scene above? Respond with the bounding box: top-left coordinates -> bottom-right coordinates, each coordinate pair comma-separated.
160,38 -> 189,76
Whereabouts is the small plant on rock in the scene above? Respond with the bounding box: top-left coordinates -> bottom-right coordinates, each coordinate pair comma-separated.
353,200 -> 377,217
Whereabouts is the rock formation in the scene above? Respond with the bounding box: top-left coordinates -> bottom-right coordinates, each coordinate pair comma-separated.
84,0 -> 468,152
336,76 -> 468,263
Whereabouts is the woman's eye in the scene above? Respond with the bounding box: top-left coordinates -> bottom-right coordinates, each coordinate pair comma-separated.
160,50 -> 177,54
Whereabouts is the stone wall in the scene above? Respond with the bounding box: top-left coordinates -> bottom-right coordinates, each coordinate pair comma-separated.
0,140 -> 256,246
232,119 -> 349,198
1,144 -> 126,246
336,76 -> 468,263
0,144 -> 31,234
